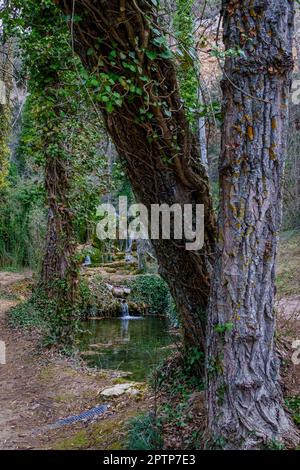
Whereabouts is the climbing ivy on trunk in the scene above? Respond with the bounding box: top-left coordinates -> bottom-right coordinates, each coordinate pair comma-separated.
58,0 -> 217,362
7,0 -> 81,344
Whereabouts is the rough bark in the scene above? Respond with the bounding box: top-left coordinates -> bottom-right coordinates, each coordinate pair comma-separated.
206,0 -> 298,449
41,151 -> 78,304
59,0 -> 216,354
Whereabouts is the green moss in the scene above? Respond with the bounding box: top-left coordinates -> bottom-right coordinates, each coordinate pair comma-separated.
80,274 -> 121,318
109,441 -> 123,450
53,393 -> 75,403
38,366 -> 56,383
112,377 -> 130,384
54,430 -> 89,450
53,407 -> 143,450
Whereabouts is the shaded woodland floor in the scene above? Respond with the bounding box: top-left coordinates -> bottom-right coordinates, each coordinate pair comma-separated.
0,230 -> 299,450
0,280 -> 150,450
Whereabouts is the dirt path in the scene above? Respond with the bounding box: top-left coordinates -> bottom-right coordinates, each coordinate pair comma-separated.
0,272 -> 150,450
277,296 -> 300,320
0,270 -> 298,450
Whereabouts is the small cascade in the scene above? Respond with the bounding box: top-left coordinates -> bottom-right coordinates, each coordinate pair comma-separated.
120,299 -> 143,320
121,300 -> 130,318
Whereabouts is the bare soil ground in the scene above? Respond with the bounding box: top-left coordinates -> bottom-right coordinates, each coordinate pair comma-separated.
0,230 -> 299,449
276,231 -> 300,399
0,273 -> 150,450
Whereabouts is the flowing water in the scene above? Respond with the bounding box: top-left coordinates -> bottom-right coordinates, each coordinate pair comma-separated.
77,317 -> 175,381
120,301 -> 130,318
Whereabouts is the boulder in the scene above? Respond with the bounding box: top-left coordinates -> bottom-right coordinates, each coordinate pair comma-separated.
100,382 -> 143,397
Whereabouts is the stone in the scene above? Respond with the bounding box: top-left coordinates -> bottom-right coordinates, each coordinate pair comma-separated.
100,382 -> 143,397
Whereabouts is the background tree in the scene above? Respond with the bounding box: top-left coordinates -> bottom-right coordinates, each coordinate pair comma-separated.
0,35 -> 12,190
4,0 -> 106,345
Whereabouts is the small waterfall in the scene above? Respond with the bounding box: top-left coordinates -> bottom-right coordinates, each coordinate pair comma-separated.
120,300 -> 143,320
121,300 -> 129,318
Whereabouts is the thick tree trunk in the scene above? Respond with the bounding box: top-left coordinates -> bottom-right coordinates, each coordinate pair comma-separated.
39,145 -> 79,344
59,0 -> 216,354
206,0 -> 298,449
41,154 -> 78,303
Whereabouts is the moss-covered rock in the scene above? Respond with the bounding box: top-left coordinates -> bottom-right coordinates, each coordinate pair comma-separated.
79,272 -> 176,319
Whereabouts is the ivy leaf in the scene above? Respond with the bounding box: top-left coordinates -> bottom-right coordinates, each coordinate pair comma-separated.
152,28 -> 160,36
99,95 -> 109,102
90,78 -> 99,87
106,102 -> 114,113
152,36 -> 166,47
135,87 -> 143,96
145,50 -> 158,60
159,49 -> 173,59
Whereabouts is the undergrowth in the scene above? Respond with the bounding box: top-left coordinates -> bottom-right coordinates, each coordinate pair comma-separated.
126,414 -> 164,450
285,395 -> 300,427
128,274 -> 177,322
7,282 -> 87,353
127,349 -> 205,450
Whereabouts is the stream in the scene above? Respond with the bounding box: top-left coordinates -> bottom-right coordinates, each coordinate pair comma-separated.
77,317 -> 175,381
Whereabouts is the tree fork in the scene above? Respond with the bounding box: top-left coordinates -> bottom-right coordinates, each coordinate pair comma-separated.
58,0 -> 217,356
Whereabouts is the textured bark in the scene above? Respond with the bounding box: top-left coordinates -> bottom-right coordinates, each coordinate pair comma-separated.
206,0 -> 298,449
59,0 -> 216,354
41,152 -> 78,305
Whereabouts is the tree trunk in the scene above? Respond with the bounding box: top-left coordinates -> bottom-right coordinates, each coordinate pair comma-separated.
58,0 -> 216,355
0,40 -> 12,190
38,97 -> 79,343
198,87 -> 208,166
206,0 -> 298,449
41,153 -> 78,303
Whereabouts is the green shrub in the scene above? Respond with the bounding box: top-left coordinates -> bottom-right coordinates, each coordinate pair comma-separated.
0,172 -> 46,270
8,296 -> 45,330
8,283 -> 81,352
128,274 -> 176,317
285,395 -> 300,427
126,414 -> 163,450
